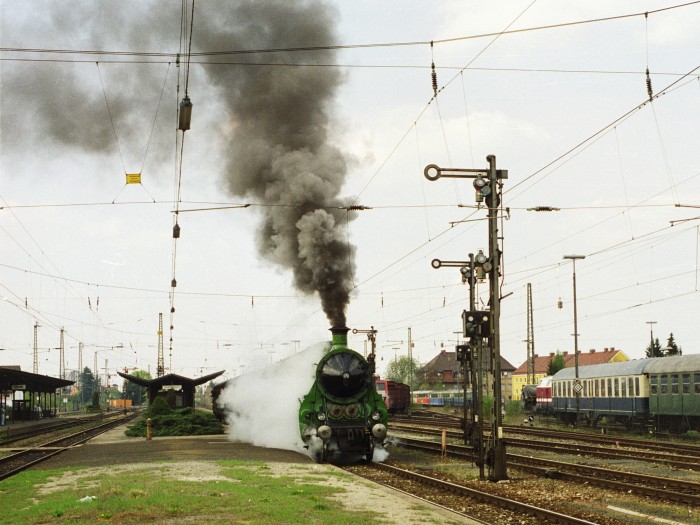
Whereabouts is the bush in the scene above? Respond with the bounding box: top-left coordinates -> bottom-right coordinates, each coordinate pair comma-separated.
125,407 -> 224,437
146,395 -> 173,417
682,430 -> 699,440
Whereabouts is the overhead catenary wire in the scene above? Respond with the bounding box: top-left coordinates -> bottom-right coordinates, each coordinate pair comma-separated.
1,1 -> 697,59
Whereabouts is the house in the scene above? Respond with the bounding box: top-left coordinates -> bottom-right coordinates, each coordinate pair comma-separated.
511,347 -> 629,400
417,348 -> 517,400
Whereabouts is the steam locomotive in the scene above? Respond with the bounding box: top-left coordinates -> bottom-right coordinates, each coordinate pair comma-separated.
298,326 -> 388,462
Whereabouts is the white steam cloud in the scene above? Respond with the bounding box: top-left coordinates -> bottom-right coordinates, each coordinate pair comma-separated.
217,342 -> 327,453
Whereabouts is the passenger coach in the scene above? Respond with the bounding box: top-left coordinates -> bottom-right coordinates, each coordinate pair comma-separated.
645,354 -> 700,432
551,359 -> 653,426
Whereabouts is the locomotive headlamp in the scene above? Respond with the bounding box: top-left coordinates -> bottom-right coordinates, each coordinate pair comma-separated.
329,405 -> 344,419
371,423 -> 387,441
317,425 -> 332,441
370,411 -> 382,421
316,412 -> 326,421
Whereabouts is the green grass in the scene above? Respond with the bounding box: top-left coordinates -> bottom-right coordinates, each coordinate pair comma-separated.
0,460 -> 385,524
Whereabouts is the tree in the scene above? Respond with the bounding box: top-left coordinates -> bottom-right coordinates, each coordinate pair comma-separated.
547,352 -> 565,376
645,337 -> 663,358
664,333 -> 682,356
124,370 -> 151,406
79,367 -> 95,404
385,355 -> 421,390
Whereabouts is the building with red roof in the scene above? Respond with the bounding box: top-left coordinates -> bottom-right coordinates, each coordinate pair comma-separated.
511,347 -> 628,400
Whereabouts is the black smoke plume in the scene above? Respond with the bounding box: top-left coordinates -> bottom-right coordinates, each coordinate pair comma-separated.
0,1 -> 356,326
197,2 -> 356,326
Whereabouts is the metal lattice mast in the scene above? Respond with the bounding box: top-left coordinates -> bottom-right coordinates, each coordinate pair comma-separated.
59,327 -> 65,379
78,342 -> 83,388
157,313 -> 165,377
33,322 -> 39,374
526,284 -> 535,385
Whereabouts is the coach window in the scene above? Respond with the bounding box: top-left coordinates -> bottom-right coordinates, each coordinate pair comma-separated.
614,378 -> 619,397
683,374 -> 690,394
635,377 -> 639,396
621,378 -> 626,397
694,374 -> 700,394
601,379 -> 605,397
594,379 -> 599,396
660,374 -> 668,395
650,375 -> 658,395
671,374 -> 679,395
628,378 -> 634,397
607,378 -> 612,397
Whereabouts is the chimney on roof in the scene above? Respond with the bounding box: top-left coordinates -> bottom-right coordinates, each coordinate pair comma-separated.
562,351 -> 568,356
533,354 -> 538,358
549,352 -> 554,357
589,349 -> 595,353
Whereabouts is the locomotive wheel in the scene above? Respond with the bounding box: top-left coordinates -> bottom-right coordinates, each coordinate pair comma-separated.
364,440 -> 374,462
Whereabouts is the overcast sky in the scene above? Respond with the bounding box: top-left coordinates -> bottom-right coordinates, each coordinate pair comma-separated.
1,1 -> 699,385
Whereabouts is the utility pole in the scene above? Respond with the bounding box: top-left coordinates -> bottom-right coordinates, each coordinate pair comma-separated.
424,155 -> 508,481
526,284 -> 535,385
646,321 -> 657,355
407,327 -> 413,416
564,255 -> 585,424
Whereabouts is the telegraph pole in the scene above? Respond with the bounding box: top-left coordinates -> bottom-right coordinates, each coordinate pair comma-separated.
526,284 -> 535,385
424,155 -> 508,481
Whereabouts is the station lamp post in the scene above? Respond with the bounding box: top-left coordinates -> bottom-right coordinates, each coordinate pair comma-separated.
563,254 -> 585,423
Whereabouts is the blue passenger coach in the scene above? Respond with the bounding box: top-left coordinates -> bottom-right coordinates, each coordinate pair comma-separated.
551,360 -> 653,426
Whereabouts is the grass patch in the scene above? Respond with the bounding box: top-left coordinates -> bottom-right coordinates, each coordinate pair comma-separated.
0,460 -> 383,525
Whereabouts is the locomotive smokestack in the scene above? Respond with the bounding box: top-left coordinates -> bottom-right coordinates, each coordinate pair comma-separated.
330,326 -> 349,349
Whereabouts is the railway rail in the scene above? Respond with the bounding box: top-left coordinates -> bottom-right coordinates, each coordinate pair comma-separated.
0,412 -> 128,447
0,412 -> 137,480
392,435 -> 700,506
390,420 -> 700,470
344,461 -> 600,524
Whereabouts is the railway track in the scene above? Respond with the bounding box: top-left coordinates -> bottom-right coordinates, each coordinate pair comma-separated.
392,435 -> 700,506
0,412 -> 137,480
399,411 -> 700,456
344,461 -> 600,524
390,420 -> 700,470
0,412 -> 128,448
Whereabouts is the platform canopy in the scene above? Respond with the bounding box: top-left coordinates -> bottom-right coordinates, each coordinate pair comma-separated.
0,366 -> 74,393
117,370 -> 225,407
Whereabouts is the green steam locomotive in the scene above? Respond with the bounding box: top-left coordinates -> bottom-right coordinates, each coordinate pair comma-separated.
299,326 -> 388,462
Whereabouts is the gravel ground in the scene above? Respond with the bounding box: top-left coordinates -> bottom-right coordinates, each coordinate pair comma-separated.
29,425 -> 480,524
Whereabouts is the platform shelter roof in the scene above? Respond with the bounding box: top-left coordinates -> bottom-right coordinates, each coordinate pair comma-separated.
117,370 -> 225,389
0,366 -> 74,393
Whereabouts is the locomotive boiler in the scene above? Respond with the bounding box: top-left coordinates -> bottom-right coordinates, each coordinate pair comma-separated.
298,326 -> 388,462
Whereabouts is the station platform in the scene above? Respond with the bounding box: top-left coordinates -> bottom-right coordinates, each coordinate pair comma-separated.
27,425 -> 479,524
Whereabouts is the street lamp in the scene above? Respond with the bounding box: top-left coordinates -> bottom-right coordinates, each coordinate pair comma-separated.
563,254 -> 585,424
